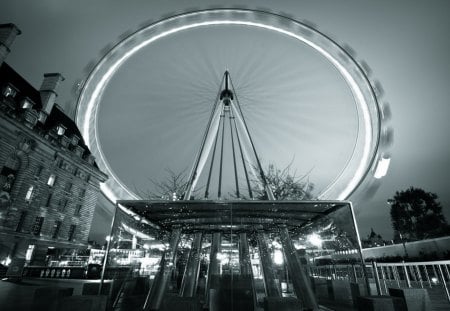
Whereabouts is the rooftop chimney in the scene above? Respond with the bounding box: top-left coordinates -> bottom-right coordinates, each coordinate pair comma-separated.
39,73 -> 65,117
0,23 -> 21,63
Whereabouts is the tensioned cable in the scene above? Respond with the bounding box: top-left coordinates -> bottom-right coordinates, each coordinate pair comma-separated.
229,74 -> 275,200
229,109 -> 240,198
217,112 -> 226,198
204,116 -> 222,199
183,74 -> 226,200
232,103 -> 253,199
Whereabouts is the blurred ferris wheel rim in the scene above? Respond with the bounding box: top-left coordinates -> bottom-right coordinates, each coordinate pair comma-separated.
75,8 -> 392,203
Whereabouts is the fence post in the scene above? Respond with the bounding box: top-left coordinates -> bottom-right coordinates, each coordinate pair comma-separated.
372,261 -> 382,295
380,265 -> 388,294
402,262 -> 411,288
423,265 -> 432,288
415,265 -> 423,288
393,266 -> 400,288
437,265 -> 450,302
352,264 -> 358,283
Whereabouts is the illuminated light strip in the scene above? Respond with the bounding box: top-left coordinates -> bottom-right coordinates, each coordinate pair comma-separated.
121,223 -> 155,240
374,157 -> 391,179
77,11 -> 381,203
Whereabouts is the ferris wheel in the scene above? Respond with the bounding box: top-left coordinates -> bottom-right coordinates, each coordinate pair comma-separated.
75,9 -> 392,203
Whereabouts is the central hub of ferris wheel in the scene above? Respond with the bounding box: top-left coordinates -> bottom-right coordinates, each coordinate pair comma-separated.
183,70 -> 275,201
219,71 -> 233,106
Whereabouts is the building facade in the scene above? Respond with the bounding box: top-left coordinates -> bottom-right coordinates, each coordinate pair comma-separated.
0,23 -> 107,265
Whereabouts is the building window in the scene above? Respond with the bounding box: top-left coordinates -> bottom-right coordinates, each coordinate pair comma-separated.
59,198 -> 68,211
25,245 -> 35,261
52,221 -> 62,239
56,124 -> 67,136
60,161 -> 67,169
68,225 -> 76,241
16,211 -> 27,232
21,98 -> 35,109
64,182 -> 72,192
74,204 -> 82,216
3,84 -> 17,98
38,111 -> 47,123
47,174 -> 56,187
34,165 -> 43,177
31,217 -> 44,236
45,192 -> 53,207
79,188 -> 86,199
25,185 -> 34,203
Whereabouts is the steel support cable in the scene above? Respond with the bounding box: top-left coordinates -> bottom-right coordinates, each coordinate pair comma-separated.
232,105 -> 253,199
229,109 -> 240,198
204,113 -> 222,199
217,111 -> 226,198
184,74 -> 226,200
229,75 -> 275,200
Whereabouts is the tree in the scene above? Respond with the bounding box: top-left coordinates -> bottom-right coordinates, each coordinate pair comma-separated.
389,187 -> 449,240
139,163 -> 314,201
136,168 -> 189,200
362,228 -> 385,248
252,163 -> 314,200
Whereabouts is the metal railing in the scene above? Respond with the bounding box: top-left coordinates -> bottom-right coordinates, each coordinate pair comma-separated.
309,260 -> 450,302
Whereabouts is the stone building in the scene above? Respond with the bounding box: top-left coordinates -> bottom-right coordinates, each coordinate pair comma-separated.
0,23 -> 107,265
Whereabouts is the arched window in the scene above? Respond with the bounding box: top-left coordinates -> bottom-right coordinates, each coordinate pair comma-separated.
25,185 -> 34,202
47,174 -> 56,187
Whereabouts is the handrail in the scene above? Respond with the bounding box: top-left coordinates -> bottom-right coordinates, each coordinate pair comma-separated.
310,260 -> 450,302
374,260 -> 450,266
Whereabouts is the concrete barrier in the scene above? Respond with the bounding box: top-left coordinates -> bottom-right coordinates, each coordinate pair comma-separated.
208,275 -> 255,311
327,279 -> 352,303
357,295 -> 407,311
350,282 -> 370,306
161,294 -> 202,311
118,295 -> 146,311
264,297 -> 302,311
311,278 -> 328,299
388,288 -> 432,311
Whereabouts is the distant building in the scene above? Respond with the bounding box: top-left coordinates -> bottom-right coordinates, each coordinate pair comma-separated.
361,228 -> 386,248
0,23 -> 107,266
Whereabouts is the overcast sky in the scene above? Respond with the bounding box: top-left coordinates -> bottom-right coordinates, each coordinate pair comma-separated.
2,0 -> 450,242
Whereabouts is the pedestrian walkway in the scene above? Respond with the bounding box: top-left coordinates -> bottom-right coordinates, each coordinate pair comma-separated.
0,278 -> 100,311
1,277 -> 449,310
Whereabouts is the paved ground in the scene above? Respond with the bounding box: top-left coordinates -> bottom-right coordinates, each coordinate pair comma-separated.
0,278 -> 352,311
0,278 -> 101,311
1,277 -> 449,311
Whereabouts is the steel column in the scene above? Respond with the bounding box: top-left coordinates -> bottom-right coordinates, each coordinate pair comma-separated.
99,202 -> 119,295
205,232 -> 221,304
180,232 -> 203,297
279,226 -> 319,311
256,232 -> 281,297
144,227 -> 182,311
239,233 -> 252,275
372,261 -> 382,295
